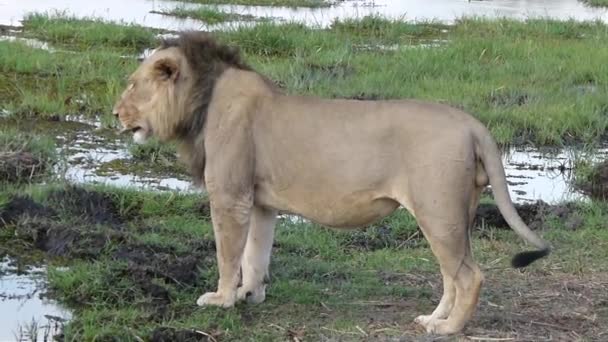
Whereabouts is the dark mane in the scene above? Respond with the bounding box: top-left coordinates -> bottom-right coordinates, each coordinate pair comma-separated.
158,32 -> 277,186
159,31 -> 254,141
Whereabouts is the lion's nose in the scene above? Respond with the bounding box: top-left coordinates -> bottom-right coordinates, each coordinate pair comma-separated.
112,108 -> 119,117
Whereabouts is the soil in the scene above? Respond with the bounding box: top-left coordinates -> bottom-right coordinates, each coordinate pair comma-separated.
475,200 -> 584,231
0,185 -> 217,327
577,160 -> 608,200
151,327 -> 218,342
385,270 -> 608,341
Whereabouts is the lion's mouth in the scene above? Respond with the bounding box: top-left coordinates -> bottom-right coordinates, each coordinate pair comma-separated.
119,126 -> 142,134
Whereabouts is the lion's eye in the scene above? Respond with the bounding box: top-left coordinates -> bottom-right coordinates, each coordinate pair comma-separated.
128,82 -> 135,91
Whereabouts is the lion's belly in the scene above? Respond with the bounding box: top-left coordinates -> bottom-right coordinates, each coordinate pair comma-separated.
256,187 -> 400,228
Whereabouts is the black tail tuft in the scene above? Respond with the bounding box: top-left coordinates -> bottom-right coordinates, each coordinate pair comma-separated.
511,248 -> 551,268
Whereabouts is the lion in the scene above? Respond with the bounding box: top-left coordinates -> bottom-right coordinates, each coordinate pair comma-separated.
112,32 -> 551,335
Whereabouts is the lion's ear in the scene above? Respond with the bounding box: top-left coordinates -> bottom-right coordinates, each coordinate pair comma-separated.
153,58 -> 180,82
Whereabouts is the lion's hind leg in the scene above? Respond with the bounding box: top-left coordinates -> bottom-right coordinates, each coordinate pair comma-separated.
237,205 -> 277,304
415,215 -> 484,335
414,269 -> 455,326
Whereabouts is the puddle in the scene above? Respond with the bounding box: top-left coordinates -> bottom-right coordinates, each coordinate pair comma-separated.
1,0 -> 607,31
0,257 -> 70,342
55,126 -> 195,193
1,118 -> 195,193
502,145 -> 608,204
0,35 -> 53,51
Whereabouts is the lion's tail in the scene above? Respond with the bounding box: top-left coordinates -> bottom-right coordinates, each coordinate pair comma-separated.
474,126 -> 551,268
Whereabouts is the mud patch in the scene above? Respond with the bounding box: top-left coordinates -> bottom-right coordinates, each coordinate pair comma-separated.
1,186 -> 217,321
151,327 -> 217,342
475,201 -> 584,231
576,160 -> 608,200
0,195 -> 54,226
47,185 -> 129,225
344,92 -> 385,101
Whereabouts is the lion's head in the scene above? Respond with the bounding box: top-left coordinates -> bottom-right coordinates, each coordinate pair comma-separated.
112,32 -> 251,144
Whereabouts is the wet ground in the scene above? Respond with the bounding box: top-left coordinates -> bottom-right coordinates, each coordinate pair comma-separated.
1,0 -> 608,31
0,258 -> 70,342
2,0 -> 608,339
0,187 -> 215,341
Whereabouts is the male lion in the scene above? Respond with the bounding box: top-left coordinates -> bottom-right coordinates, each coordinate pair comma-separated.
113,32 -> 550,335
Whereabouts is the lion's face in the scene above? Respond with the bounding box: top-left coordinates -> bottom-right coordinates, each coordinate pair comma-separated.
113,47 -> 191,144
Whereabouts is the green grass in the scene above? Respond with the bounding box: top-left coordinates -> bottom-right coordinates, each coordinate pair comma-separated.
0,39 -> 138,118
2,14 -> 608,144
22,12 -> 157,51
581,0 -> 608,7
2,184 -> 608,340
151,6 -> 263,24
172,0 -> 331,8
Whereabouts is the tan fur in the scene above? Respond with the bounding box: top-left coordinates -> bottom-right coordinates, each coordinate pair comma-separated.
113,32 -> 550,335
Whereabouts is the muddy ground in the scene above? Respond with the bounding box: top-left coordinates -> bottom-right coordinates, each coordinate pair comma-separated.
0,186 -> 217,340
576,160 -> 608,201
1,185 -> 607,341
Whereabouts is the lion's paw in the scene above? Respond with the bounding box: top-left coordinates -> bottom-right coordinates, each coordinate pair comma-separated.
414,314 -> 433,327
236,284 -> 266,304
196,292 -> 235,308
422,318 -> 459,335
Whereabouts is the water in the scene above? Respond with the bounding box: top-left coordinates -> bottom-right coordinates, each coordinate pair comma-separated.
1,0 -> 607,31
0,258 -> 70,342
57,127 -> 195,192
503,146 -> 608,204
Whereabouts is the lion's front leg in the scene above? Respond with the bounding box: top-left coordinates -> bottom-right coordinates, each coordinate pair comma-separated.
237,205 -> 277,304
197,195 -> 252,308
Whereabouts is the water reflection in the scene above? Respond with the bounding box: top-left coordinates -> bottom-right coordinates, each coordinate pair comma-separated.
0,0 -> 607,30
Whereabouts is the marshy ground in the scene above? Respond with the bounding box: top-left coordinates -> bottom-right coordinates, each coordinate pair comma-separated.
1,1 -> 608,341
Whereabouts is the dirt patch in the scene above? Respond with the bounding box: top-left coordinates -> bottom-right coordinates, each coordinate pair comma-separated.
576,160 -> 608,200
346,92 -> 385,101
13,218 -> 123,259
475,200 -> 584,231
0,151 -> 48,182
48,185 -> 128,225
367,271 -> 608,341
150,327 -> 217,342
464,271 -> 608,340
0,195 -> 54,226
112,241 -> 214,287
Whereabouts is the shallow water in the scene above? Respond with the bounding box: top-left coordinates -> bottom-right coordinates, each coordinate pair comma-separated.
57,126 -> 195,192
503,146 -> 607,204
1,0 -> 607,30
0,258 -> 70,342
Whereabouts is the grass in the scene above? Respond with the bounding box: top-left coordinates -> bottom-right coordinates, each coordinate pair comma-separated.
151,6 -> 264,24
1,183 -> 608,340
171,0 -> 331,8
22,12 -> 158,51
581,0 -> 608,7
2,14 -> 608,145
